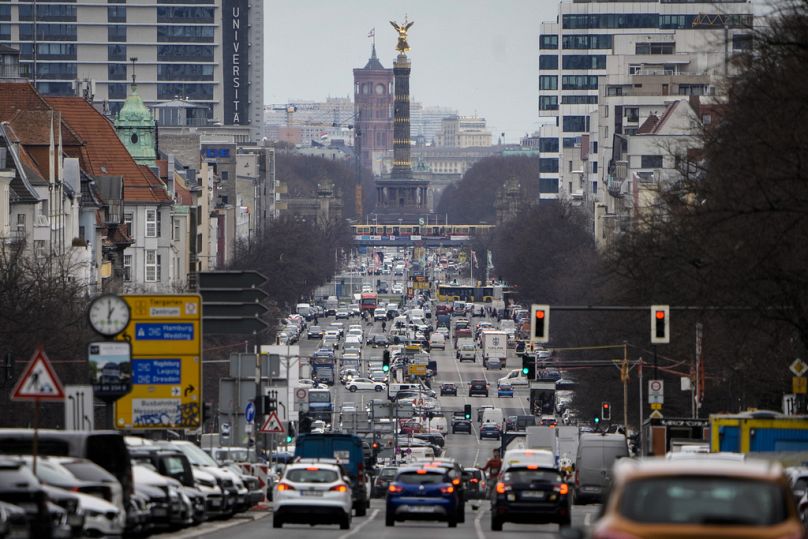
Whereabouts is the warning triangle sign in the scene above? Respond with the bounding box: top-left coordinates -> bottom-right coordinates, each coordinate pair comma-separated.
259,411 -> 284,433
11,346 -> 65,401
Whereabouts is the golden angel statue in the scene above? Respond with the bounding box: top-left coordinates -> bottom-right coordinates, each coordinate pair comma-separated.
390,18 -> 414,53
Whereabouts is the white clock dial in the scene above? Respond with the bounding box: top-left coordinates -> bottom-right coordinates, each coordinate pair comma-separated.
88,294 -> 130,337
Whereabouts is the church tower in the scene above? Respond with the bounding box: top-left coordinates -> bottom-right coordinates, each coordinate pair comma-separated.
353,41 -> 394,175
115,66 -> 157,167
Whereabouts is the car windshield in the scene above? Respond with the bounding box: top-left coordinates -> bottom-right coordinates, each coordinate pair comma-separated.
380,468 -> 398,478
61,461 -> 116,483
172,442 -> 219,467
619,477 -> 788,525
309,392 -> 331,403
397,472 -> 446,485
286,468 -> 339,483
503,469 -> 561,483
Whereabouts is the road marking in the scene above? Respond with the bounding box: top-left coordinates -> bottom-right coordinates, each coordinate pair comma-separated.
584,511 -> 592,526
338,508 -> 378,539
474,505 -> 487,539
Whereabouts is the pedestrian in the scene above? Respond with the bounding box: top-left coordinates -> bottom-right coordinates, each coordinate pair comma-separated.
382,320 -> 387,332
313,315 -> 319,326
481,448 -> 502,495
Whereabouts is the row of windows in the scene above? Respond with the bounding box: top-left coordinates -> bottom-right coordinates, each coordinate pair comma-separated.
561,34 -> 612,50
562,54 -> 606,70
157,82 -> 213,100
29,62 -> 77,79
539,158 -> 559,173
635,42 -> 675,55
34,81 -> 73,95
563,13 -> 752,30
123,251 -> 163,282
157,25 -> 214,43
539,178 -> 558,193
563,75 -> 599,90
19,23 -> 77,41
157,63 -> 214,81
18,43 -> 76,60
539,95 -> 558,111
18,4 -> 76,21
157,44 -> 214,61
156,6 -> 214,23
562,95 -> 598,105
539,138 -> 559,153
563,115 -> 590,133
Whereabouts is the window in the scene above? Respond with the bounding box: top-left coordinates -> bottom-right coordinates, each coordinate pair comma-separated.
157,25 -> 215,43
107,6 -> 126,22
702,113 -> 712,125
539,75 -> 557,90
641,155 -> 663,168
625,107 -> 639,123
157,64 -> 214,81
33,63 -> 77,80
108,44 -> 126,61
562,75 -> 598,90
732,34 -> 753,51
563,116 -> 590,132
592,181 -> 598,193
562,34 -> 612,49
562,55 -> 606,70
539,138 -> 559,153
539,96 -> 558,111
0,4 -> 8,21
18,4 -> 76,21
629,64 -> 642,75
0,24 -> 9,40
539,178 -> 559,193
539,158 -> 559,173
108,83 -> 127,99
540,34 -> 558,49
108,64 -> 126,81
157,6 -> 214,23
635,42 -> 675,55
157,83 -> 214,100
108,25 -> 126,42
568,160 -> 573,172
157,45 -> 214,61
539,54 -> 558,70
123,254 -> 132,282
145,209 -> 157,237
592,162 -> 598,173
19,23 -> 77,41
145,250 -> 161,282
563,13 -> 659,30
607,86 -> 623,96
172,217 -> 181,241
562,137 -> 580,148
561,95 -> 598,105
678,84 -> 706,96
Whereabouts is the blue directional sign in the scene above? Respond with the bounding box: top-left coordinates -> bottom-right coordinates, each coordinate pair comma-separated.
134,323 -> 194,341
245,401 -> 256,424
131,359 -> 181,385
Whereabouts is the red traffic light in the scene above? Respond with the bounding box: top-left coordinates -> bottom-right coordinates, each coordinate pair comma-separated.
536,310 -> 545,319
655,310 -> 665,320
602,403 -> 610,409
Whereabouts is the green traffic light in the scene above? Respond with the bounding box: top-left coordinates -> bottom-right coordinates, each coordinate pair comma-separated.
522,367 -> 529,375
382,365 -> 390,372
286,436 -> 293,443
594,417 -> 600,424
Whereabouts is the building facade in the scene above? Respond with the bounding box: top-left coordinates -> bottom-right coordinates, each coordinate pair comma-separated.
353,45 -> 394,175
0,0 -> 263,140
436,115 -> 492,148
537,0 -> 753,207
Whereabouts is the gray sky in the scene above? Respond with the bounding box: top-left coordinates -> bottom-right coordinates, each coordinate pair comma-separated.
265,1 -> 555,143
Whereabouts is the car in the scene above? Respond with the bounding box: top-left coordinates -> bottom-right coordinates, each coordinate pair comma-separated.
346,378 -> 386,392
272,462 -> 352,529
0,458 -> 53,537
372,466 -> 398,498
367,334 -> 390,347
463,468 -> 487,500
307,325 -> 324,339
413,432 -> 445,448
428,333 -> 446,350
391,284 -> 403,294
451,413 -> 472,435
398,420 -> 424,435
385,466 -> 459,527
373,308 -> 387,321
490,465 -> 571,530
368,370 -> 388,383
410,458 -> 466,522
590,457 -> 803,539
468,379 -> 489,397
335,310 -> 351,319
479,423 -> 501,440
435,326 -> 450,338
328,323 -> 344,337
497,383 -> 514,398
339,368 -> 359,385
440,383 -> 457,396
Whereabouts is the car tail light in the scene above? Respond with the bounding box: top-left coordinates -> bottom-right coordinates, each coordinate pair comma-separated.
469,478 -> 479,484
452,478 -> 461,486
495,482 -> 509,494
556,483 -> 569,495
440,486 -> 454,494
330,484 -> 348,493
388,484 -> 404,494
276,482 -> 295,492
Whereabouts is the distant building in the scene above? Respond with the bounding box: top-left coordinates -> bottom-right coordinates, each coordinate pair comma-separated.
436,115 -> 492,148
353,44 -> 394,175
265,98 -> 356,148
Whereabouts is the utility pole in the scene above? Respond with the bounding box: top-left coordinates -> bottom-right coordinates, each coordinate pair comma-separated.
621,343 -> 629,430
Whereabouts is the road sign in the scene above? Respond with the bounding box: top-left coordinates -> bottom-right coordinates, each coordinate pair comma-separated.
259,411 -> 284,433
648,410 -> 664,419
64,385 -> 94,430
650,402 -> 662,410
221,422 -> 231,438
408,364 -> 427,376
294,387 -> 308,402
11,347 -> 65,401
245,401 -> 256,423
203,317 -> 268,335
791,359 -> 808,377
648,379 -> 664,404
199,271 -> 269,335
793,376 -> 807,395
115,295 -> 202,430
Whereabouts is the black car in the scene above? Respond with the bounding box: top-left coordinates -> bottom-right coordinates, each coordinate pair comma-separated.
367,335 -> 390,347
439,383 -> 457,397
451,413 -> 472,435
307,326 -> 324,339
479,423 -> 501,441
372,466 -> 398,498
462,468 -> 487,500
468,379 -> 489,397
490,465 -> 571,530
413,432 -> 445,448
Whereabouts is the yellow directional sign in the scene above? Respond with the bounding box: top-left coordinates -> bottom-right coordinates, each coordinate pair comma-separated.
794,376 -> 807,395
408,364 -> 427,376
650,402 -> 662,410
115,295 -> 202,429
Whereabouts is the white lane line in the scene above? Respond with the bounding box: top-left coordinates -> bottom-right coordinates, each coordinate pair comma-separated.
473,505 -> 487,539
338,508 -> 379,539
584,511 -> 592,526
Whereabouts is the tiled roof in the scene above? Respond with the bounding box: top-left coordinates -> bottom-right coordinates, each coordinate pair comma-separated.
174,174 -> 193,205
653,101 -> 680,133
46,96 -> 171,204
0,81 -> 50,121
637,113 -> 660,135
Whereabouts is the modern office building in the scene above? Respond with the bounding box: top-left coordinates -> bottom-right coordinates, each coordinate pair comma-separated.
536,0 -> 754,207
0,0 -> 263,141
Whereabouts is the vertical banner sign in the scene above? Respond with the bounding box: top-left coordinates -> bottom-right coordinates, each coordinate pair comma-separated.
115,295 -> 202,429
222,0 -> 249,125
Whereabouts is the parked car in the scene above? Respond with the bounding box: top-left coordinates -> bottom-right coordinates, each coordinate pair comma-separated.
0,459 -> 53,538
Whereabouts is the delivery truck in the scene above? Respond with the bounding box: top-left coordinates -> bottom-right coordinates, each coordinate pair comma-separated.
481,330 -> 508,368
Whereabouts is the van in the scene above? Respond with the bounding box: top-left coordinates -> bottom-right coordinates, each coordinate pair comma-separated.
386,304 -> 400,319
480,407 -> 504,427
574,433 -> 629,504
428,333 -> 446,350
408,308 -> 425,321
421,415 -> 448,434
502,449 -> 555,472
296,303 -> 313,320
325,296 -> 339,316
388,383 -> 429,400
0,429 -> 133,504
404,446 -> 434,461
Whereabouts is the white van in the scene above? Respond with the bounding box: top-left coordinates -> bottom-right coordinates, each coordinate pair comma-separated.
408,308 -> 425,321
501,449 -> 556,472
325,296 -> 339,316
404,446 -> 434,461
296,303 -> 313,319
421,415 -> 448,434
480,407 -> 504,427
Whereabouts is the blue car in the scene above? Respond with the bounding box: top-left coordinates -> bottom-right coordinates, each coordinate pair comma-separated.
479,423 -> 501,441
385,466 -> 459,527
497,383 -> 514,398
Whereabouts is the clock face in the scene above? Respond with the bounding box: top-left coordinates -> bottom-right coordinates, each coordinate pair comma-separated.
375,83 -> 385,95
88,294 -> 131,337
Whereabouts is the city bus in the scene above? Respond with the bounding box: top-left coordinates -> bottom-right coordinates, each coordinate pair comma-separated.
360,292 -> 378,312
436,284 -> 507,303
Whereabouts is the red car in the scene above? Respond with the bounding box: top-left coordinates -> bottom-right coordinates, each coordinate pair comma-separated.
399,420 -> 424,434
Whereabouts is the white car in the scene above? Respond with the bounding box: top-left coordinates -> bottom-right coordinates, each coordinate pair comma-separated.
273,462 -> 352,529
296,378 -> 318,388
373,308 -> 387,321
391,284 -> 403,294
74,490 -> 126,537
346,377 -> 386,392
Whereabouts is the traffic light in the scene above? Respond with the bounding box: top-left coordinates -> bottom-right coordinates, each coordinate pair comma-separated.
601,402 -> 611,421
382,350 -> 390,373
530,304 -> 550,344
521,353 -> 535,379
650,305 -> 670,344
285,421 -> 295,444
464,404 -> 472,420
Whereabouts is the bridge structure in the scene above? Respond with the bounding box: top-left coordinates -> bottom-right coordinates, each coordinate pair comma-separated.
351,224 -> 495,247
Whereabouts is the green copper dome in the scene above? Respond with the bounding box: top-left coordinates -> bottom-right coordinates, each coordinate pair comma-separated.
115,85 -> 157,166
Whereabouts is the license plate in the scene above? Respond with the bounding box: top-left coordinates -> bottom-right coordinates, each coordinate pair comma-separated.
301,491 -> 323,497
520,491 -> 545,500
407,505 -> 434,512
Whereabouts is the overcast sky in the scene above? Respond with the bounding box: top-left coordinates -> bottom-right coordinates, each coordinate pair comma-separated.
265,1 -> 555,143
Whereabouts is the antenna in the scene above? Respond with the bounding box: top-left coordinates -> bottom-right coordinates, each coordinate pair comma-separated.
129,56 -> 138,88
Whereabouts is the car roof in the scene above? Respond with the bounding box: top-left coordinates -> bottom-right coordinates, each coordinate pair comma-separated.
397,465 -> 447,475
613,456 -> 784,484
285,462 -> 342,472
